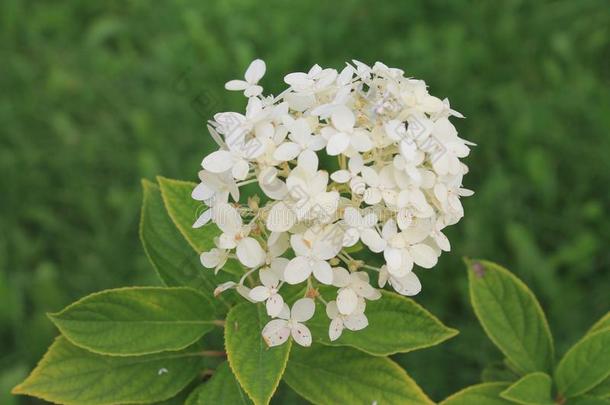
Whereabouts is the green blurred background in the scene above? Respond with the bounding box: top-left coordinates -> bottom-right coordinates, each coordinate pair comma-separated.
2,0 -> 609,402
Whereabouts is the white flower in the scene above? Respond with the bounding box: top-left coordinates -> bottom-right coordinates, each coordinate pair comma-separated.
326,299 -> 368,341
225,59 -> 266,97
340,207 -> 384,250
213,203 -> 265,268
284,229 -> 341,285
324,106 -> 373,156
273,118 -> 325,162
194,59 -> 474,346
200,239 -> 228,274
332,267 -> 381,315
249,266 -> 285,317
378,265 -> 422,296
262,298 -> 315,347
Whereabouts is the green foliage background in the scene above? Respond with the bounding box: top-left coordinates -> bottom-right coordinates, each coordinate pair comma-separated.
1,0 -> 609,402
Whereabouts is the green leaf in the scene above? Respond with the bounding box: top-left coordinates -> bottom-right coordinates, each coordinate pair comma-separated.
140,180 -> 214,289
309,290 -> 457,355
283,344 -> 433,405
568,397 -> 610,405
500,372 -> 553,404
225,303 -> 291,405
588,378 -> 610,399
555,328 -> 610,398
49,287 -> 216,356
440,382 -> 512,405
587,311 -> 610,336
12,337 -> 203,405
466,259 -> 554,374
156,176 -> 242,276
186,362 -> 252,405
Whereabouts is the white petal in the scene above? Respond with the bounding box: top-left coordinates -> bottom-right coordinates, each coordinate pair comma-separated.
411,243 -> 438,268
244,59 -> 266,83
191,182 -> 214,201
291,298 -> 315,322
312,259 -> 333,285
343,313 -> 368,331
249,286 -> 271,302
332,267 -> 351,288
384,247 -> 402,270
262,319 -> 290,347
361,228 -> 386,253
224,80 -> 248,91
326,300 -> 339,318
259,268 -> 279,287
351,131 -> 373,152
342,228 -> 359,247
284,256 -> 312,285
201,150 -> 234,173
273,142 -> 302,162
391,272 -> 422,296
337,288 -> 358,315
244,85 -> 263,97
192,209 -> 212,228
326,132 -> 350,156
291,323 -> 312,347
297,149 -> 318,172
331,170 -> 351,183
329,318 -> 344,341
266,293 -> 284,317
231,159 -> 250,180
266,202 -> 297,232
236,237 -> 265,268
331,105 -> 355,132
213,203 -> 242,233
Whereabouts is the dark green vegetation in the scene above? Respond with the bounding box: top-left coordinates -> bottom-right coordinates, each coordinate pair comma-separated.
1,0 -> 609,402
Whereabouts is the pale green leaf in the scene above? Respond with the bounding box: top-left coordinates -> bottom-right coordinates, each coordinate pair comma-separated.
500,372 -> 553,404
157,176 -> 242,276
225,303 -> 291,405
309,290 -> 457,355
49,287 -> 216,356
283,344 -> 433,405
186,362 -> 252,405
440,382 -> 512,405
555,328 -> 610,398
12,337 -> 203,405
466,259 -> 554,374
568,396 -> 610,405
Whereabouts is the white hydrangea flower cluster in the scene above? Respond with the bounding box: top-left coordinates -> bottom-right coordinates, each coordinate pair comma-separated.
193,59 -> 474,348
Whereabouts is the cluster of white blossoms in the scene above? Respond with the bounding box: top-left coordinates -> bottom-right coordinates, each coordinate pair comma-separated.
192,59 -> 473,348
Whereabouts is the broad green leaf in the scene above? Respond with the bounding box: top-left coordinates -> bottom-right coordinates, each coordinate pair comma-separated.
440,382 -> 512,405
225,303 -> 291,405
555,328 -> 610,398
49,287 -> 216,356
186,362 -> 252,405
466,259 -> 554,374
283,344 -> 433,405
157,176 -> 242,276
141,180 -> 215,289
588,378 -> 610,399
309,290 -> 457,355
587,311 -> 610,336
12,337 -> 203,405
500,372 -> 553,404
569,397 -> 610,405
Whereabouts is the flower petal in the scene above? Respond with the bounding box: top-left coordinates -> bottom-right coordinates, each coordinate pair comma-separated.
192,209 -> 213,228
329,318 -> 344,341
391,272 -> 422,296
331,170 -> 351,183
337,288 -> 358,315
262,319 -> 290,347
266,293 -> 284,317
202,150 -> 234,173
249,286 -> 271,302
236,237 -> 266,268
312,259 -> 333,285
344,313 -> 368,331
291,298 -> 315,322
291,323 -> 312,347
326,132 -> 350,156
284,256 -> 312,285
273,142 -> 302,162
331,105 -> 355,132
332,267 -> 351,288
411,243 -> 438,268
224,80 -> 248,91
244,59 -> 266,84
266,202 -> 297,232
